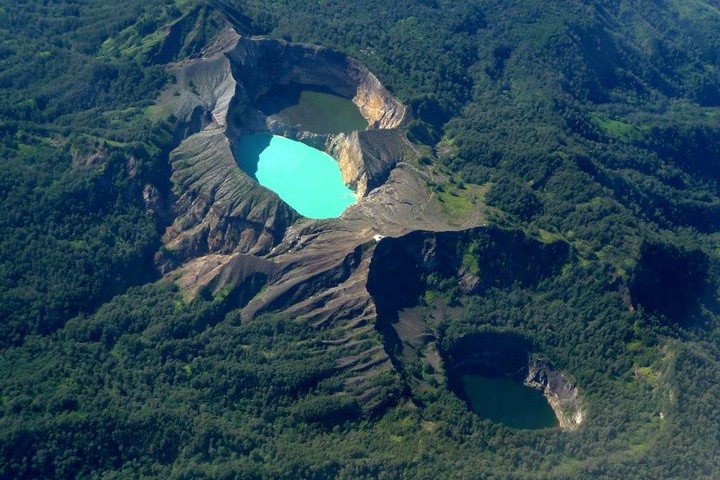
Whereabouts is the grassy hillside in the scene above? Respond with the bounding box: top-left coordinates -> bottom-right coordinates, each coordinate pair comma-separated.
1,0 -> 719,478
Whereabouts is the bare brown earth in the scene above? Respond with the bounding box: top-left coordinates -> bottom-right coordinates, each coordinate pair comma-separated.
152,28 -> 486,410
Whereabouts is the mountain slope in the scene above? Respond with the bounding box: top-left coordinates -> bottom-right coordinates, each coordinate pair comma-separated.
0,1 -> 719,479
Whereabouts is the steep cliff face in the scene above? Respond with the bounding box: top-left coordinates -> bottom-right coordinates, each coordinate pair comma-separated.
328,129 -> 406,197
524,358 -> 585,430
161,125 -> 296,266
328,133 -> 365,193
352,74 -> 406,129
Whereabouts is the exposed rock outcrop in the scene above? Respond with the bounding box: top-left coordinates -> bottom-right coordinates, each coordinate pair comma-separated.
525,358 -> 585,431
328,129 -> 406,197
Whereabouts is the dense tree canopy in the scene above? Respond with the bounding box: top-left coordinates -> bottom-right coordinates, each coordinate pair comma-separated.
1,0 -> 719,478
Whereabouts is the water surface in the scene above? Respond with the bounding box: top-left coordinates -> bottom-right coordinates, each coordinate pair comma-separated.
236,134 -> 356,219
256,83 -> 368,134
460,374 -> 558,429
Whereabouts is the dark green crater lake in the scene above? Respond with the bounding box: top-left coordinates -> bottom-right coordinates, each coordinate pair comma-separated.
256,83 -> 368,134
459,374 -> 558,430
444,332 -> 558,430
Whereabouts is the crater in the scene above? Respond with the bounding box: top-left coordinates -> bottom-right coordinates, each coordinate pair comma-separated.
160,30 -> 420,266
459,375 -> 558,430
224,36 -> 407,215
365,228 -> 583,429
235,80 -> 369,218
444,332 -> 584,430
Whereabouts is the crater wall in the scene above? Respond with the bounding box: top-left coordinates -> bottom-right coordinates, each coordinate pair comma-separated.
158,29 -> 408,263
224,36 -> 408,199
225,36 -> 406,131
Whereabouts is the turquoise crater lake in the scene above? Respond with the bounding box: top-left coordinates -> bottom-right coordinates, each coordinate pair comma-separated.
236,134 -> 357,219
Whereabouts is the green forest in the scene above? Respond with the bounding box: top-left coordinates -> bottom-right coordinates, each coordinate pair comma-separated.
1,0 -> 719,478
